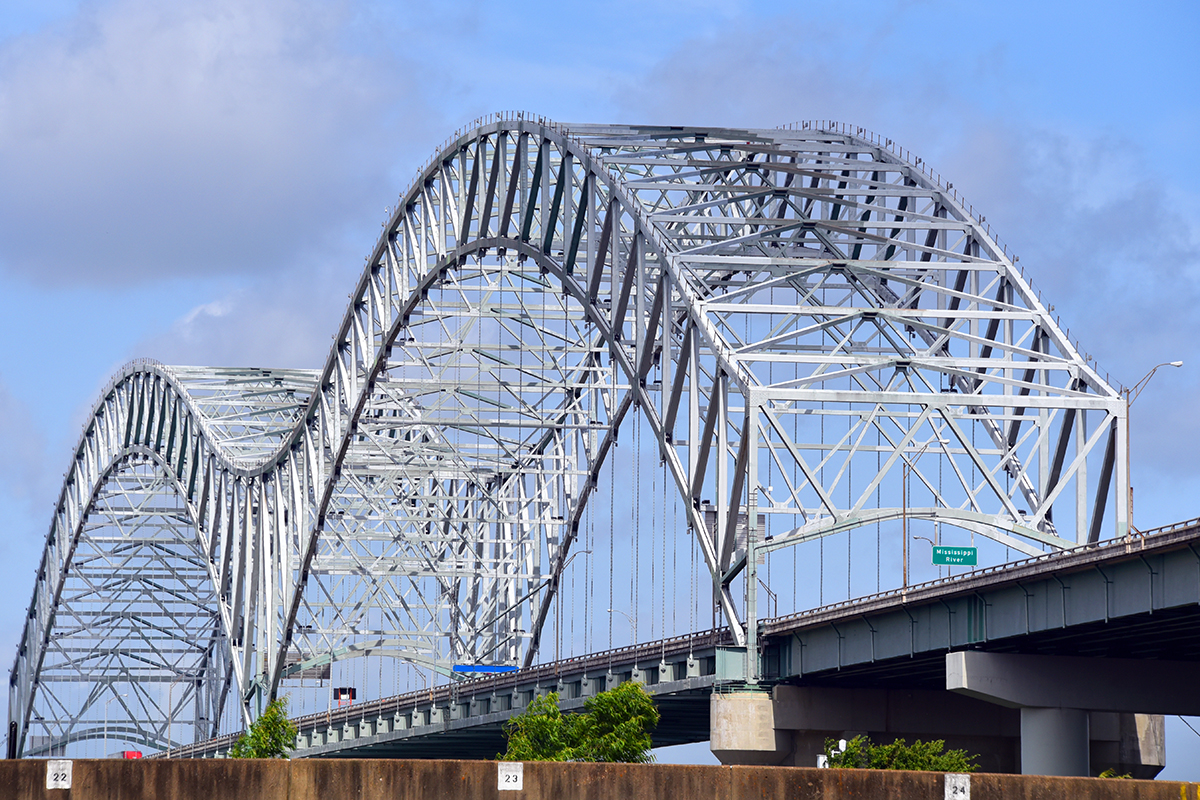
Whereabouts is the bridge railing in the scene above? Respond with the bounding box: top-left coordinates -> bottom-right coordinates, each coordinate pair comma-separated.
763,519 -> 1200,632
155,627 -> 732,759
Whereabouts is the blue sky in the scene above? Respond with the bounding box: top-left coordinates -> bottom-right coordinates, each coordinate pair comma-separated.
1,0 -> 1198,776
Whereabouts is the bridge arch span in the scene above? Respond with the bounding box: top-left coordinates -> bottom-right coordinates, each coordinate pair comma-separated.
365,115 -> 1123,656
9,363 -> 314,755
11,115 -> 1126,757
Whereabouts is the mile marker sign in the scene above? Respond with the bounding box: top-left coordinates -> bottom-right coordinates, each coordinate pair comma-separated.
931,546 -> 977,566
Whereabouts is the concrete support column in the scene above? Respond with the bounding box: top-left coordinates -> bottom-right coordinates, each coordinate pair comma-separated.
946,651 -> 1186,776
710,690 -> 792,766
1020,708 -> 1089,777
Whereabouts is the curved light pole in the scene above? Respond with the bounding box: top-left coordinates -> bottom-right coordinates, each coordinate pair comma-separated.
912,535 -> 936,579
606,608 -> 637,646
757,579 -> 779,619
903,439 -> 948,588
1126,361 -> 1183,534
104,693 -> 127,758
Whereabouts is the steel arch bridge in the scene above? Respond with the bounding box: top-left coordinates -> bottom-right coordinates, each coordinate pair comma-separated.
9,114 -> 1127,758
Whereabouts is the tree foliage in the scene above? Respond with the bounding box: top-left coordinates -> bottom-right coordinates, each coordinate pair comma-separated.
823,735 -> 978,772
497,692 -> 578,762
572,681 -> 660,763
229,697 -> 298,759
498,681 -> 660,763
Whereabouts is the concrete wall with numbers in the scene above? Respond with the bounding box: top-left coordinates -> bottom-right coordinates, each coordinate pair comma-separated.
3,758 -> 1199,800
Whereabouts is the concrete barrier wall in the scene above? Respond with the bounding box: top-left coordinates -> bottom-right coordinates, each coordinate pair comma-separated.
2,759 -> 1196,800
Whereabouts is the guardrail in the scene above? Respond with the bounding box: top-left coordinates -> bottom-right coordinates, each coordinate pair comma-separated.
762,519 -> 1200,634
156,627 -> 732,759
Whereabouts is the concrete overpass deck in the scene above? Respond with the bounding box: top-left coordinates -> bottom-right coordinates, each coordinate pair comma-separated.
766,517 -> 1200,688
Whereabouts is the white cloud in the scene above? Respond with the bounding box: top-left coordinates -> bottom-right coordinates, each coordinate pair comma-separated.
137,266 -> 348,369
179,298 -> 232,326
0,0 -> 429,286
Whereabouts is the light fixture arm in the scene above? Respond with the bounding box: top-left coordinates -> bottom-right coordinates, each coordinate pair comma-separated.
1128,361 -> 1183,405
1124,360 -> 1183,535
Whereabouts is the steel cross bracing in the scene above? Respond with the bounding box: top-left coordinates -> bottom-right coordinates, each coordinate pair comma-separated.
10,114 -> 1125,756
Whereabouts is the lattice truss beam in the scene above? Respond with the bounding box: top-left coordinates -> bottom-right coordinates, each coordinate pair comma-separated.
10,115 -> 1125,756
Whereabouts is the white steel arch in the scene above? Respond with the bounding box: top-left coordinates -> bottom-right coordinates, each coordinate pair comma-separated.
9,114 -> 1125,756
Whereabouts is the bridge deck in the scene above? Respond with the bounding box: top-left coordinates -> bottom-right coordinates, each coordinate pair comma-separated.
768,519 -> 1200,689
162,520 -> 1200,760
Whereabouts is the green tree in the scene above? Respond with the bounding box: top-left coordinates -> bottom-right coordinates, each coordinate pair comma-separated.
498,682 -> 659,763
824,734 -> 977,772
496,692 -> 579,762
573,681 -> 660,763
228,697 -> 299,759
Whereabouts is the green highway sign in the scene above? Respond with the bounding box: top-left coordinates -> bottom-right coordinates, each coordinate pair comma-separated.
931,546 -> 977,566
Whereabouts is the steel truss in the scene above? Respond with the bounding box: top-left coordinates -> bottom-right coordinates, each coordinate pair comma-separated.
10,115 -> 1125,756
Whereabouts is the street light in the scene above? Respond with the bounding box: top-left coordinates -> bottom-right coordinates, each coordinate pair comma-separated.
757,579 -> 779,619
903,438 -> 948,588
606,608 -> 637,645
1125,361 -> 1183,534
104,693 -> 127,758
912,534 -> 936,578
